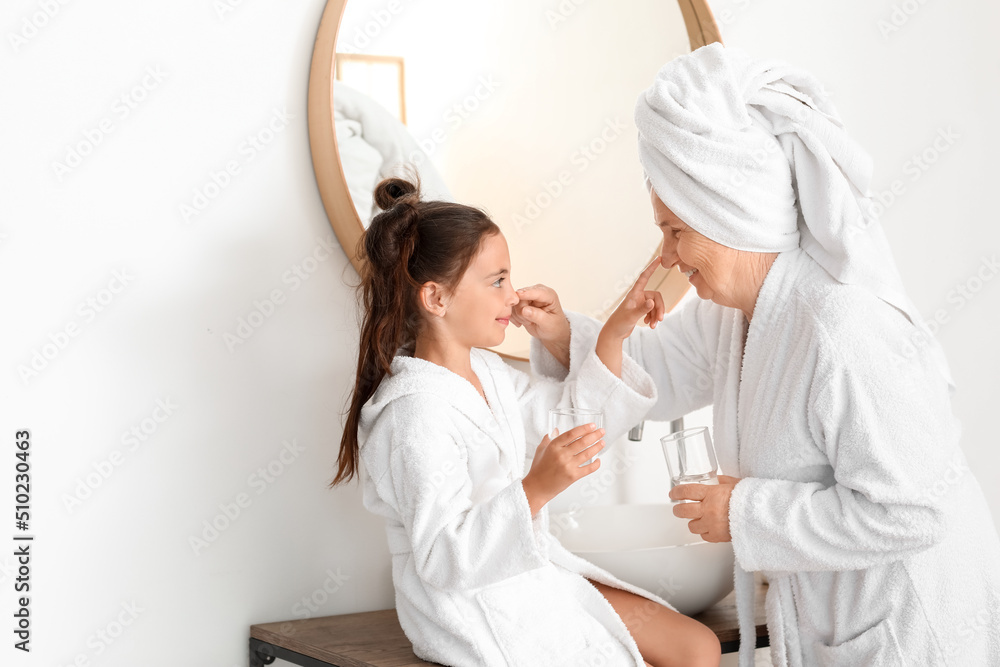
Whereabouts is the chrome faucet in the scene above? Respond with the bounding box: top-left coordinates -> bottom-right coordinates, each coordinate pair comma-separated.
627,416 -> 684,441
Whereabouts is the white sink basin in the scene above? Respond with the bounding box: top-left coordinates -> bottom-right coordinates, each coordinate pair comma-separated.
551,503 -> 735,616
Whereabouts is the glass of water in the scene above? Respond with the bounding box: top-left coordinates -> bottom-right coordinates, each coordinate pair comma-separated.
548,408 -> 604,466
660,426 -> 719,503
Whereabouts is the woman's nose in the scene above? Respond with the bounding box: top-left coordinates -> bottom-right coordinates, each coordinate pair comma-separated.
660,236 -> 678,269
660,248 -> 676,270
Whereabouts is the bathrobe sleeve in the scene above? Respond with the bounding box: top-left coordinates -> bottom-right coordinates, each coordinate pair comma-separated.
380,395 -> 550,592
508,347 -> 657,448
529,298 -> 722,421
728,315 -> 953,573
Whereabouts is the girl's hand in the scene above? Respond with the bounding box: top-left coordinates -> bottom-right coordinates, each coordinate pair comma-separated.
512,284 -> 572,369
601,257 -> 665,341
521,424 -> 606,516
669,475 -> 742,543
512,284 -> 570,343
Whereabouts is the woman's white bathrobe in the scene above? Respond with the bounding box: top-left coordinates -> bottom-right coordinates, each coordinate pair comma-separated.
532,247 -> 1000,666
358,345 -> 678,667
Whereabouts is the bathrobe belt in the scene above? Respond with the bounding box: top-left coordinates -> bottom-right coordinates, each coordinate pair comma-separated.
385,523 -> 412,556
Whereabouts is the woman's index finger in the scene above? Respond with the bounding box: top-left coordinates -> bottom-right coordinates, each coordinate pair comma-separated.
635,257 -> 661,287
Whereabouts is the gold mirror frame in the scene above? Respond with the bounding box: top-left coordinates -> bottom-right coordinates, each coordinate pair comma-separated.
308,1 -> 723,361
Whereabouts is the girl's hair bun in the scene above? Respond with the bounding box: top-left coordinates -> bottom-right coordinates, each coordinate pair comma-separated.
364,176 -> 422,274
373,177 -> 419,211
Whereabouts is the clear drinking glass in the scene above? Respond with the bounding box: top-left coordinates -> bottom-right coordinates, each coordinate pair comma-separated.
548,408 -> 604,466
660,426 -> 719,503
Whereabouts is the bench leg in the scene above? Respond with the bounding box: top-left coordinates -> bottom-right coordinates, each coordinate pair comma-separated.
720,634 -> 771,654
250,637 -> 342,667
249,638 -> 276,666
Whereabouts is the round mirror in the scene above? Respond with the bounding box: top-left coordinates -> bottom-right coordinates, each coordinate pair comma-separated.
308,0 -> 722,360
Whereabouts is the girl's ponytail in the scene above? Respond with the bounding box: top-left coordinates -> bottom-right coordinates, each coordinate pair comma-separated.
334,174 -> 500,485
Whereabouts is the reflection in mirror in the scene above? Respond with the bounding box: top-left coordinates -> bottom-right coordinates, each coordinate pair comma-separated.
333,80 -> 452,226
319,0 -> 713,358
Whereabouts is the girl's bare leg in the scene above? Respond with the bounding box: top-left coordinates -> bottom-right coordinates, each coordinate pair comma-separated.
587,578 -> 721,667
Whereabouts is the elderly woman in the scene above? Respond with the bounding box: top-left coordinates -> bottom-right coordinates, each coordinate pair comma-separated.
513,43 -> 1000,666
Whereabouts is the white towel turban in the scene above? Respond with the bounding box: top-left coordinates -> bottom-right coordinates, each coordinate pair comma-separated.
635,42 -> 953,389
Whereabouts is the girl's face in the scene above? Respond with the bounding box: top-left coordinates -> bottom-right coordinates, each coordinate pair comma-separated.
652,189 -> 743,310
433,232 -> 520,349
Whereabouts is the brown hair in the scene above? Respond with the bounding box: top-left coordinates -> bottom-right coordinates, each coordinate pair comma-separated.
332,175 -> 500,486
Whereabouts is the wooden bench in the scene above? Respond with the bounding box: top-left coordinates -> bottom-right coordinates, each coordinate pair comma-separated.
249,581 -> 769,666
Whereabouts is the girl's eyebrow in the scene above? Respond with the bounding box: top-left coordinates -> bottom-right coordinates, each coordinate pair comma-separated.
488,269 -> 509,278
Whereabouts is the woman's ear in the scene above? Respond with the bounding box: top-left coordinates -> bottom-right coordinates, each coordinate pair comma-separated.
418,282 -> 449,317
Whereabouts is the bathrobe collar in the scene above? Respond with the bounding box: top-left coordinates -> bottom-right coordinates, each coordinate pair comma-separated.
728,246 -> 807,666
734,247 -> 805,462
374,347 -> 522,469
746,247 -> 805,341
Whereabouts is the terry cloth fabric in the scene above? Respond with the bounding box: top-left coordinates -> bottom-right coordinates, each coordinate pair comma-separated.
358,346 -> 677,666
530,248 -> 1000,666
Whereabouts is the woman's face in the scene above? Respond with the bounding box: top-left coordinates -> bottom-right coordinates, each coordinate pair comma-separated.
651,189 -> 745,310
435,232 -> 520,349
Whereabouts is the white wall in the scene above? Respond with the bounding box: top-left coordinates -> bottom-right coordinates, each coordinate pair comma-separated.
1,1 -> 996,666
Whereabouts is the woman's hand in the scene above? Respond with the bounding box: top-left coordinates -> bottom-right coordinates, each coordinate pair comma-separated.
601,257 -> 666,341
669,475 -> 742,543
521,424 -> 606,517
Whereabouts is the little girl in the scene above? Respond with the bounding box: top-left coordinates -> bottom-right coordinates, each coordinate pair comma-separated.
333,177 -> 721,667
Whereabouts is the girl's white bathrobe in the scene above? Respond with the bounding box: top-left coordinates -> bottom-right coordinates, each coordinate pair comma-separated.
358,345 -> 677,667
532,247 -> 1000,666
